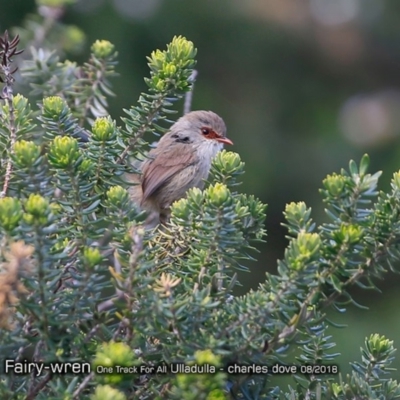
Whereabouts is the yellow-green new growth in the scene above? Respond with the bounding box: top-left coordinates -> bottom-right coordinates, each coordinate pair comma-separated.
333,223 -> 363,244
42,96 -> 67,117
194,349 -> 222,366
63,25 -> 85,52
392,171 -> 400,191
171,187 -> 204,220
288,232 -> 321,271
147,35 -> 197,92
106,186 -> 129,207
323,173 -> 347,197
367,333 -> 394,359
13,141 -> 41,168
212,150 -> 245,178
24,194 -> 50,225
93,341 -> 137,385
82,247 -> 103,268
0,198 -> 23,231
36,0 -> 76,6
48,136 -> 80,169
92,117 -> 115,141
91,40 -> 115,59
285,201 -> 311,225
296,232 -> 321,258
90,385 -> 126,400
207,183 -> 230,206
174,349 -> 227,400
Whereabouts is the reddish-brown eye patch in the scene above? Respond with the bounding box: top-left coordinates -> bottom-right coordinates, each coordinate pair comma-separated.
201,127 -> 219,139
200,126 -> 233,145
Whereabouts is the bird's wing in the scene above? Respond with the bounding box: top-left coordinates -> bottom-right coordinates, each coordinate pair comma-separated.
141,144 -> 197,203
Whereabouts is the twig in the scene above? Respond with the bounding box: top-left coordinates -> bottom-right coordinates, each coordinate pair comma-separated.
183,69 -> 198,115
0,32 -> 23,197
26,339 -> 45,399
96,291 -> 125,313
117,96 -> 166,164
73,371 -> 94,399
84,323 -> 100,343
26,373 -> 52,400
33,6 -> 64,50
95,228 -> 143,316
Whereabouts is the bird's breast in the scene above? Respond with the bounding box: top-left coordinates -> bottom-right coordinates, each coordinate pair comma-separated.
192,141 -> 223,182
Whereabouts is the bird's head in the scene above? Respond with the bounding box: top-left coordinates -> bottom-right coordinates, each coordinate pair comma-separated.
169,110 -> 233,149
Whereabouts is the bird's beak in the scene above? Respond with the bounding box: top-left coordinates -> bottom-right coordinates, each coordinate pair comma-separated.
216,136 -> 233,145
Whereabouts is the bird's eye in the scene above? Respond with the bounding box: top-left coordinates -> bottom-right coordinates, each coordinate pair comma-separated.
201,128 -> 210,135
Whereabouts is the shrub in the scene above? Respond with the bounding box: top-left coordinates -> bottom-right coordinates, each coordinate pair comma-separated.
1,3 -> 400,399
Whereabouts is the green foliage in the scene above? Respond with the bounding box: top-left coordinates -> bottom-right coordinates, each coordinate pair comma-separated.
93,342 -> 137,385
1,7 -> 400,400
329,334 -> 400,399
91,385 -> 127,400
121,34 -> 197,164
12,0 -> 84,56
170,350 -> 227,400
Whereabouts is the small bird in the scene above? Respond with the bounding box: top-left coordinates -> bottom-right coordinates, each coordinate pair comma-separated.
129,110 -> 233,225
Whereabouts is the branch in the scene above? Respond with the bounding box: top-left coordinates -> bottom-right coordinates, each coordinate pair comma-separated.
26,373 -> 52,400
0,31 -> 23,197
183,69 -> 198,114
72,371 -> 94,399
117,95 -> 166,164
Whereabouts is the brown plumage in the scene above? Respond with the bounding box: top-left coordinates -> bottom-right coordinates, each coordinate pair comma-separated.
129,110 -> 232,225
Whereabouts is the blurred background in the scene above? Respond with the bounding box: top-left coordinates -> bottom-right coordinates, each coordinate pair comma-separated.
2,0 -> 400,376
